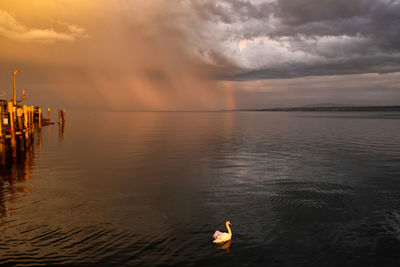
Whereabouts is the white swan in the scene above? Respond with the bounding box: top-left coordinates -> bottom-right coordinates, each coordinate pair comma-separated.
212,221 -> 232,243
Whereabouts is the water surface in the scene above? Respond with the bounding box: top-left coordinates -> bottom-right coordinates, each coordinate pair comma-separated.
1,111 -> 400,266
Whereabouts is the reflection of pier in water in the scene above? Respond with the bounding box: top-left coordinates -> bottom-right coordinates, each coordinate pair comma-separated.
0,142 -> 35,217
0,122 -> 65,218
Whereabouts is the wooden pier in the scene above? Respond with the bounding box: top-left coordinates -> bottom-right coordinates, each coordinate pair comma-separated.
0,101 -> 65,163
1,69 -> 66,163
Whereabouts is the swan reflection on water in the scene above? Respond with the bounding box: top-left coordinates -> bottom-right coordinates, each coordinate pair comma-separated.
214,240 -> 231,253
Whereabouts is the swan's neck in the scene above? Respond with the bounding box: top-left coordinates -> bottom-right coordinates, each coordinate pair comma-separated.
226,222 -> 232,235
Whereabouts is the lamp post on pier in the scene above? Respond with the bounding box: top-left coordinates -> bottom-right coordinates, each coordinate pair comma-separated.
12,69 -> 19,106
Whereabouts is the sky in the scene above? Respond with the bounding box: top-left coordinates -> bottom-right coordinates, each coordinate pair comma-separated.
0,0 -> 399,110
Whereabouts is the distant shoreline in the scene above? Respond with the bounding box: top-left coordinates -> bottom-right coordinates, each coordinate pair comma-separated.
238,106 -> 400,112
97,106 -> 400,113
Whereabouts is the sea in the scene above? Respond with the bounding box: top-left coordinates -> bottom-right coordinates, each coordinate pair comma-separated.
1,111 -> 400,266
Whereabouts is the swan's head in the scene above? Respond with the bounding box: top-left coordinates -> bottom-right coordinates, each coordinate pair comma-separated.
226,221 -> 232,226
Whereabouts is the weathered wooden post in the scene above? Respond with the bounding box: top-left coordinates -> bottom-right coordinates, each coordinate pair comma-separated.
16,108 -> 24,152
38,108 -> 42,128
17,108 -> 23,132
29,107 -> 35,150
27,105 -> 31,129
23,105 -> 28,130
58,109 -> 64,143
27,106 -> 30,127
7,102 -> 17,157
27,106 -> 31,129
47,108 -> 50,120
7,102 -> 15,138
62,109 -> 66,123
22,105 -> 29,150
30,106 -> 34,129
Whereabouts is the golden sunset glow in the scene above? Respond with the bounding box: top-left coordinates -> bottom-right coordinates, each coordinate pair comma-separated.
0,0 -> 230,111
1,0 -> 399,109
1,2 -> 400,266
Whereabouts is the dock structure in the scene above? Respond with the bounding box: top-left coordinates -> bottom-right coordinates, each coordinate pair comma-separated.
0,102 -> 66,162
0,69 -> 66,163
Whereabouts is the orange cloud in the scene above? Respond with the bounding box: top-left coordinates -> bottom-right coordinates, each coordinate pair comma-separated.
0,9 -> 88,44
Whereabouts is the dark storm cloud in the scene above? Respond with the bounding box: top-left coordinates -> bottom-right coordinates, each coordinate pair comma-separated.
186,0 -> 400,79
221,54 -> 400,80
188,0 -> 274,23
272,0 -> 400,49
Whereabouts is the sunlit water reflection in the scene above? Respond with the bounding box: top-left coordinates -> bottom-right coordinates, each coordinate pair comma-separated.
1,111 -> 400,266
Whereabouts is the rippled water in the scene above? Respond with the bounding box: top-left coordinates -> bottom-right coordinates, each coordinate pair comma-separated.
1,111 -> 400,266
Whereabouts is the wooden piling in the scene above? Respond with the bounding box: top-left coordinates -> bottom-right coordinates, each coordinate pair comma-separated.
22,105 -> 28,130
58,109 -> 61,125
27,106 -> 31,129
27,106 -> 29,128
17,108 -> 23,132
30,106 -> 34,129
38,108 -> 42,128
28,107 -> 31,128
7,102 -> 15,137
7,102 -> 17,157
27,107 -> 30,129
28,115 -> 34,151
